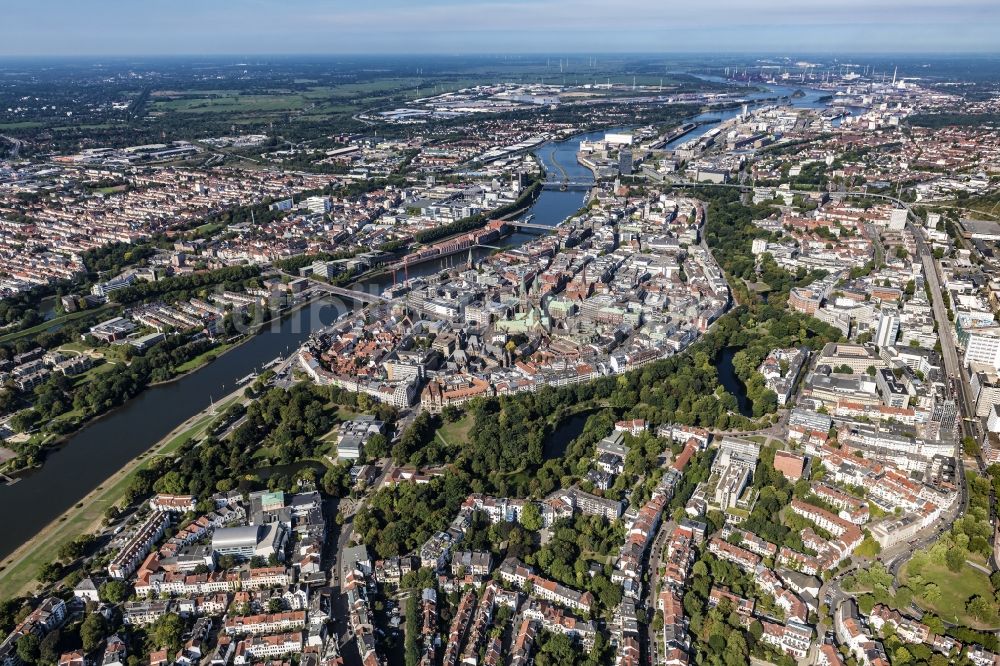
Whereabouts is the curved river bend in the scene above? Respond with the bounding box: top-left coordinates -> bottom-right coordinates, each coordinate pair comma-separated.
0,131 -> 599,561
0,79 -> 839,559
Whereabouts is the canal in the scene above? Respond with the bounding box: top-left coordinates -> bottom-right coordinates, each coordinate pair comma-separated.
0,84 -> 841,562
0,130 -> 602,563
715,347 -> 753,418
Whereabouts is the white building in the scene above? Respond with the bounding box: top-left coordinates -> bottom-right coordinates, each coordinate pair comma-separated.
874,309 -> 900,348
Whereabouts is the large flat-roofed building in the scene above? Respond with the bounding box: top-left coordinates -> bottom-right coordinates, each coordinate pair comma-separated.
875,368 -> 910,408
815,343 -> 885,373
964,327 -> 1000,369
788,408 -> 832,433
336,415 -> 385,461
971,367 -> 1000,417
715,437 -> 760,470
89,317 -> 138,343
212,524 -> 286,560
960,218 -> 1000,242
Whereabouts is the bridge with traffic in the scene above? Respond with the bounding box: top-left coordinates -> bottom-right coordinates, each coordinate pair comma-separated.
542,180 -> 593,191
306,280 -> 386,305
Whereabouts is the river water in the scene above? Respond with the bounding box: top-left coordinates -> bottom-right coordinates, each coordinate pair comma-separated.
0,131 -> 601,562
0,81 -> 842,562
665,76 -> 832,150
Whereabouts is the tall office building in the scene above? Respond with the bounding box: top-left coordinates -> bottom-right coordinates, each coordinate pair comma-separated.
965,328 -> 1000,369
874,308 -> 900,348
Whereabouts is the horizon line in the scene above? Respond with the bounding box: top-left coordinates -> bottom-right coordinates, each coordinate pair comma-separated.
0,50 -> 999,60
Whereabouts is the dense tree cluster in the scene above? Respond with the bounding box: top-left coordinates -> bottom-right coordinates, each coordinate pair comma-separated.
525,515 -> 625,613
81,242 -> 157,278
683,550 -> 793,666
109,265 -> 261,305
7,335 -> 221,467
353,473 -> 471,559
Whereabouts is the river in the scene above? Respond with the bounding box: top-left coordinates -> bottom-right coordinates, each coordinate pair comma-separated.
0,130 -> 603,562
0,84 -> 844,562
664,76 -> 839,150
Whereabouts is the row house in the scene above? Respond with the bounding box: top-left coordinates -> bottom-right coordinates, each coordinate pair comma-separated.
108,512 -> 170,579
719,527 -> 778,558
509,619 -> 537,666
614,493 -> 667,598
661,525 -> 697,589
451,550 -> 492,578
460,583 -> 497,665
374,556 -> 418,586
789,500 -> 864,553
759,620 -> 812,660
755,567 -> 808,623
232,633 -> 303,664
658,587 -> 690,657
442,590 -> 476,666
224,611 -> 307,636
521,600 -> 597,650
811,483 -> 870,524
707,538 -> 761,572
0,597 -> 67,666
419,589 -> 438,666
499,558 -> 594,614
461,494 -> 529,524
867,605 -> 961,655
124,601 -> 174,626
777,546 -> 822,576
149,493 -> 197,513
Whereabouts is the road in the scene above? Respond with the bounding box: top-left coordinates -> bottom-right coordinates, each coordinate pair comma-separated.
642,516 -> 676,666
326,458 -> 399,663
0,135 -> 23,159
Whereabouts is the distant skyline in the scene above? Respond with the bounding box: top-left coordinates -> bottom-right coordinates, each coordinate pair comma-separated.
3,0 -> 999,56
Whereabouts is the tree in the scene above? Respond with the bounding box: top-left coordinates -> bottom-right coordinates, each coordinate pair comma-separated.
17,634 -> 40,665
967,595 -> 994,622
38,629 -> 61,666
81,612 -> 108,652
404,594 -> 420,666
893,646 -> 913,665
945,546 -> 966,573
365,433 -> 389,459
37,561 -> 63,584
520,503 -> 543,532
99,580 -> 129,604
147,613 -> 184,654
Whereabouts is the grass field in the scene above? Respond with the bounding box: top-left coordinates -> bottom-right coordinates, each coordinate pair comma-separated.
435,414 -> 475,449
901,558 -> 998,628
0,306 -> 109,344
172,340 -> 238,375
153,93 -> 313,114
146,79 -> 448,120
0,394 -> 240,600
0,121 -> 44,130
57,341 -> 95,354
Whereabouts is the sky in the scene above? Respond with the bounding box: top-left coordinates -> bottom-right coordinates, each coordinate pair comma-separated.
2,0 -> 998,56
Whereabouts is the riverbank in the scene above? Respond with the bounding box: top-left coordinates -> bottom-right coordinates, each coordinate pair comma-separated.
349,177 -> 546,286
2,293 -> 326,479
0,384 -> 247,600
0,130 -> 600,569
